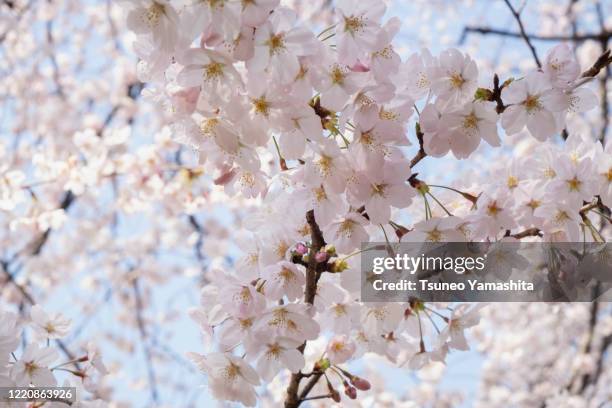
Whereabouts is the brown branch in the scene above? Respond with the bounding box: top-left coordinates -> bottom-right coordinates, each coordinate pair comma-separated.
509,227 -> 542,239
462,27 -> 611,44
594,3 -> 609,142
575,296 -> 600,393
581,49 -> 612,79
284,210 -> 326,408
503,0 -> 542,68
409,124 -> 426,168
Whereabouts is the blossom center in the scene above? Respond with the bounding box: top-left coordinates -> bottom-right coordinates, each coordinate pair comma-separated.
373,46 -> 393,59
223,362 -> 241,381
426,228 -> 442,242
379,108 -> 398,121
344,16 -> 365,34
526,199 -> 541,210
276,241 -> 289,258
507,176 -> 519,189
279,267 -> 296,282
333,303 -> 347,316
235,286 -> 253,304
543,167 -> 556,179
252,96 -> 270,116
523,94 -> 541,113
566,176 -> 581,192
462,112 -> 479,130
200,118 -> 219,136
239,172 -> 255,188
486,201 -> 502,217
266,344 -> 281,358
314,186 -> 327,202
330,65 -> 346,85
338,220 -> 354,238
143,2 -> 165,28
554,210 -> 570,224
204,62 -> 224,81
24,361 -> 38,376
266,34 -> 286,55
239,317 -> 254,329
372,183 -> 387,196
316,155 -> 333,176
330,341 -> 345,352
449,73 -> 465,89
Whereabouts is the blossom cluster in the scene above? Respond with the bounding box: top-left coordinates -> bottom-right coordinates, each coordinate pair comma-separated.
0,307 -> 108,407
119,0 -> 610,406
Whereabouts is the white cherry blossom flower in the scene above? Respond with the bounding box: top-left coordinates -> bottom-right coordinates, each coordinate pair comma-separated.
182,0 -> 241,43
249,336 -> 304,381
429,48 -> 478,102
351,157 -> 415,224
248,8 -> 317,84
361,303 -> 403,336
549,156 -> 597,208
404,216 -> 466,242
11,344 -> 58,387
255,304 -> 320,342
438,100 -> 500,158
126,0 -> 179,52
334,0 -> 386,66
241,0 -> 279,27
176,48 -> 242,102
323,212 -> 370,254
543,43 -> 580,89
326,334 -> 356,364
501,72 -> 559,141
30,305 -> 72,341
437,304 -> 483,351
188,352 -> 260,407
534,201 -> 581,242
218,274 -> 266,318
262,261 -> 306,301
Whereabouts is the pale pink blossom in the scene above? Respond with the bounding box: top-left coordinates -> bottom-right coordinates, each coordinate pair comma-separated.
326,335 -> 356,364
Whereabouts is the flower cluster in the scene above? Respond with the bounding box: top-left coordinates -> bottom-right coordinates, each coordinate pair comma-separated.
0,307 -> 108,406
119,0 -> 610,406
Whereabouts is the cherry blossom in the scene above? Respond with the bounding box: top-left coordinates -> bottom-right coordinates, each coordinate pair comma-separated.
10,344 -> 58,387
1,0 -> 610,406
188,352 -> 260,407
501,72 -> 560,140
30,305 -> 72,341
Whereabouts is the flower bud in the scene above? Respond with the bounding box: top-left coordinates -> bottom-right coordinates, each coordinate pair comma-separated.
294,242 -> 308,255
331,259 -> 349,273
350,376 -> 371,391
331,389 -> 341,403
315,251 -> 328,263
344,382 -> 357,399
324,244 -> 337,256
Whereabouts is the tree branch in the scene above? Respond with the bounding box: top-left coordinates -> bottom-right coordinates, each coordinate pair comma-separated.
461,27 -> 611,44
284,210 -> 326,408
503,0 -> 542,68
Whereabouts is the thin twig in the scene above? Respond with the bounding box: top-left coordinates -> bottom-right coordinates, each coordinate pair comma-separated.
503,0 -> 542,68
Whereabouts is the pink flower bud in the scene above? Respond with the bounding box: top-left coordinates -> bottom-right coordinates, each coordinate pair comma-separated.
351,376 -> 371,391
343,382 -> 357,399
294,243 -> 308,255
315,251 -> 328,263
